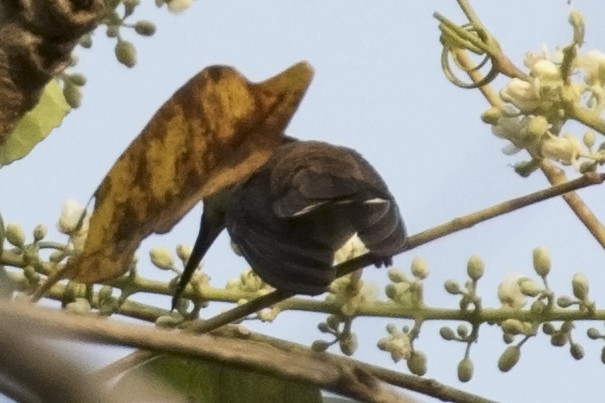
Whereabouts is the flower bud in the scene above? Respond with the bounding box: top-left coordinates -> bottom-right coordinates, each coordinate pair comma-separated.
311,340 -> 330,352
340,333 -> 358,356
481,107 -> 502,125
6,224 -> 25,247
457,324 -> 469,338
387,268 -> 406,283
134,20 -> 156,36
557,295 -> 575,308
439,326 -> 455,340
326,315 -> 341,331
569,10 -> 585,45
500,78 -> 540,113
498,346 -> 521,372
542,322 -> 555,335
33,224 -> 47,241
411,257 -> 429,279
498,274 -> 527,309
572,273 -> 589,300
530,299 -> 546,315
49,250 -> 65,263
601,346 -> 605,364
79,33 -> 93,48
587,328 -> 601,340
149,247 -> 174,270
115,40 -> 137,68
570,343 -> 584,360
63,83 -> 82,108
444,280 -> 461,295
407,351 -> 427,376
167,0 -> 193,13
532,247 -> 551,278
583,131 -> 596,149
176,243 -> 192,262
551,332 -> 568,347
317,322 -> 330,333
69,74 -> 87,87
467,255 -> 484,281
503,333 -> 515,344
530,60 -> 560,81
526,115 -> 549,138
69,73 -> 86,87
501,319 -> 526,336
519,278 -> 541,297
57,199 -> 87,234
560,321 -> 573,334
457,358 -> 474,382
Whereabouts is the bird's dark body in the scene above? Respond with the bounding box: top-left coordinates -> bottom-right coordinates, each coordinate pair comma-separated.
172,139 -> 406,308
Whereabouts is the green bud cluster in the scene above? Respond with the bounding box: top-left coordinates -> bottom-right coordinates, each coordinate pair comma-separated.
314,314 -> 357,356
385,257 -> 428,308
444,255 -> 485,312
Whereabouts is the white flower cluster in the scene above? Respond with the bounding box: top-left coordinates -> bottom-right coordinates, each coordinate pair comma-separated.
483,42 -> 605,173
57,199 -> 91,252
377,323 -> 412,363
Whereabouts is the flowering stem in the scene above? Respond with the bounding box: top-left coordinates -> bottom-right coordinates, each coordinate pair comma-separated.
183,172 -> 605,333
452,48 -> 605,248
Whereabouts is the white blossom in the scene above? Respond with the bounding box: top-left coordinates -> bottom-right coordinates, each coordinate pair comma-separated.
167,0 -> 193,13
530,59 -> 560,82
57,199 -> 90,251
500,78 -> 540,113
334,233 -> 368,264
498,273 -> 528,309
541,134 -> 584,166
57,199 -> 88,234
578,50 -> 605,85
378,330 -> 411,362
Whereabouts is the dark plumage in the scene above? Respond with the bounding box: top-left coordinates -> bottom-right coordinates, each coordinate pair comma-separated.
172,140 -> 406,309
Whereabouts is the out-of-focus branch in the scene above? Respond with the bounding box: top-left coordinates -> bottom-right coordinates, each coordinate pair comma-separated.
0,305 -> 109,402
0,0 -> 104,141
0,300 -> 412,403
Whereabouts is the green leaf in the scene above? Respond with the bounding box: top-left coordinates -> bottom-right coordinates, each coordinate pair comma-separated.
0,79 -> 70,167
110,354 -> 322,403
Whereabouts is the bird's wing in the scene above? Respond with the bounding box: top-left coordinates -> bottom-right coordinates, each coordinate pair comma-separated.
228,221 -> 336,295
271,142 -> 391,218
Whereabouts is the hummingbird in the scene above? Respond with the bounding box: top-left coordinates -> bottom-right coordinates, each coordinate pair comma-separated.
172,139 -> 406,309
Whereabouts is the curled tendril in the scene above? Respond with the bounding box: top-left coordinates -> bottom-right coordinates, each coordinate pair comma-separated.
439,22 -> 499,89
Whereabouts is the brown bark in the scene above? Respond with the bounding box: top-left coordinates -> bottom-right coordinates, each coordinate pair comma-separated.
0,0 -> 104,142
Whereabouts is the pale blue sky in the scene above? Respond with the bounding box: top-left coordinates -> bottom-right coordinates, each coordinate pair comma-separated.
2,1 -> 605,402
